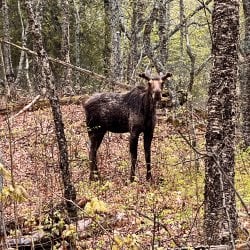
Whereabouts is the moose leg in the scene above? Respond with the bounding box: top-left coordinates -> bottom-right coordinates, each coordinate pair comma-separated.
88,131 -> 105,181
129,132 -> 139,182
144,131 -> 153,181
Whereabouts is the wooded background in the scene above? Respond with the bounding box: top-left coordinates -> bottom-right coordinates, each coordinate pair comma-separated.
1,0 -> 212,99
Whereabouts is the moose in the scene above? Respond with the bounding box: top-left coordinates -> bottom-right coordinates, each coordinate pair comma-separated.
84,72 -> 172,182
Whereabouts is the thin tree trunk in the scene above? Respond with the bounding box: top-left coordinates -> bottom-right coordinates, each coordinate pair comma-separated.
1,0 -> 14,96
204,0 -> 239,246
103,0 -> 122,82
143,2 -> 163,72
60,0 -> 72,87
158,0 -> 170,66
103,0 -> 112,77
110,0 -> 122,82
15,0 -> 33,93
24,50 -> 32,93
179,0 -> 184,56
184,20 -> 200,171
73,0 -> 81,87
0,46 -> 6,248
185,25 -> 195,93
24,0 -> 77,219
126,0 -> 145,83
241,0 -> 250,148
143,0 -> 171,73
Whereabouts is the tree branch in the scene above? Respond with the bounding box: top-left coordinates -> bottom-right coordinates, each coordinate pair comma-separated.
177,130 -> 250,217
169,0 -> 212,38
0,39 -> 131,90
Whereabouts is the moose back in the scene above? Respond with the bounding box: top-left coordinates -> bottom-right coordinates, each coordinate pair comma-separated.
84,72 -> 172,182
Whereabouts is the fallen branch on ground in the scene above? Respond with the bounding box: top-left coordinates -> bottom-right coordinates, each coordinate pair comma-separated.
8,94 -> 41,121
0,95 -> 89,116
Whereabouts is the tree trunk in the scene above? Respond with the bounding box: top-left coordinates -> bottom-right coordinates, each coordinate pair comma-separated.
1,0 -> 14,96
103,0 -> 112,78
179,0 -> 184,56
0,158 -> 4,250
204,0 -> 239,246
126,0 -> 145,83
24,0 -> 77,219
143,1 -> 171,73
110,0 -> 122,82
60,0 -> 72,87
73,0 -> 81,87
143,2 -> 163,73
15,0 -> 33,93
158,0 -> 170,67
103,0 -> 122,82
241,0 -> 250,148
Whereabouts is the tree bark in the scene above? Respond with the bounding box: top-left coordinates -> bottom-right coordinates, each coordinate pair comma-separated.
204,0 -> 239,246
73,0 -> 81,87
24,0 -> 77,219
103,0 -> 112,77
179,0 -> 184,56
158,0 -> 170,66
241,0 -> 250,148
143,0 -> 171,73
143,2 -> 163,72
1,0 -> 14,96
126,0 -> 145,83
15,0 -> 33,93
60,0 -> 72,87
103,0 -> 123,82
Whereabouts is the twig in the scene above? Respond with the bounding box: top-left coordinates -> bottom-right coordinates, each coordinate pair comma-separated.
53,193 -> 115,242
171,156 -> 206,167
177,129 -> 207,157
184,201 -> 204,245
211,154 -> 250,217
194,56 -> 212,77
177,130 -> 250,216
132,209 -> 181,247
169,0 -> 212,38
196,0 -> 213,43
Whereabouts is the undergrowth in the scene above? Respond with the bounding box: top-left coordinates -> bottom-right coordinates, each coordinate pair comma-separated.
0,104 -> 249,249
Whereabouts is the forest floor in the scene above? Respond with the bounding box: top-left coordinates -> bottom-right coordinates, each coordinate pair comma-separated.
0,102 -> 249,249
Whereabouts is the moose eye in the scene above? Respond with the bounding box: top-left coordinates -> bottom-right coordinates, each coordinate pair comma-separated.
162,92 -> 168,98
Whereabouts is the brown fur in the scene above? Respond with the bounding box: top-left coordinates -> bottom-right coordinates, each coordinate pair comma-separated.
84,72 -> 172,181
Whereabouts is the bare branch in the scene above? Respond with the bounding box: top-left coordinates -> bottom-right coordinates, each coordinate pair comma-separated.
169,0 -> 212,38
0,39 -> 131,90
8,95 -> 40,121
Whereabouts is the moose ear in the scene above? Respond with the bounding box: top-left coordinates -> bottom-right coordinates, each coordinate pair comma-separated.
139,73 -> 150,81
162,72 -> 172,80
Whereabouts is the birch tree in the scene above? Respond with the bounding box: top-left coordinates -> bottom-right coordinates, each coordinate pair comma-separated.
1,0 -> 14,96
126,0 -> 145,83
60,0 -> 72,87
73,0 -> 81,86
24,0 -> 77,219
103,0 -> 123,82
241,0 -> 250,148
204,0 -> 239,246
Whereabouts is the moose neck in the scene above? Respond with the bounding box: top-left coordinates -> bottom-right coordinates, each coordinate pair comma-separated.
144,88 -> 158,116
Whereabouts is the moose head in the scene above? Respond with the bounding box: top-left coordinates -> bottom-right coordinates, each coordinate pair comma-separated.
139,72 -> 172,101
